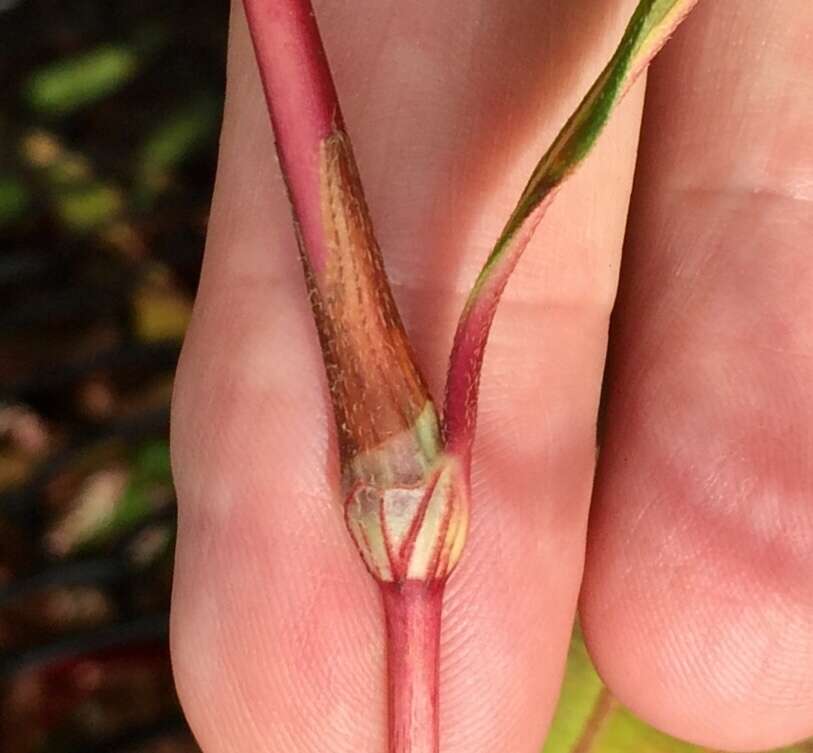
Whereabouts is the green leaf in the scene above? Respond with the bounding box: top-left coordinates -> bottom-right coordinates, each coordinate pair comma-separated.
543,634 -> 606,753
499,0 -> 698,253
443,0 -> 699,458
74,441 -> 173,553
135,94 -> 220,205
20,131 -> 125,232
545,631 -> 812,753
131,440 -> 173,486
0,175 -> 31,226
25,44 -> 139,116
55,183 -> 123,231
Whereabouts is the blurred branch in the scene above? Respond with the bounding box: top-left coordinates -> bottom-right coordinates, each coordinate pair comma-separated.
4,340 -> 181,399
0,612 -> 168,677
71,715 -> 191,753
0,557 -> 128,607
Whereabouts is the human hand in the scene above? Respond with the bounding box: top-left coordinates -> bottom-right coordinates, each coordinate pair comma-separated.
170,1 -> 813,751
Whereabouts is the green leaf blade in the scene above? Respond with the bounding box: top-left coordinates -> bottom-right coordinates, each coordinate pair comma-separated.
443,0 -> 700,457
545,632 -> 812,753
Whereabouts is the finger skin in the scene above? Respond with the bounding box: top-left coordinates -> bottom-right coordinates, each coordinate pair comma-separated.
582,1 -> 813,749
169,1 -> 645,751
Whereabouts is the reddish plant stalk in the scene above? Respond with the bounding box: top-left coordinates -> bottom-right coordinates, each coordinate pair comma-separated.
242,0 -> 338,274
242,1 -> 699,751
243,2 -> 460,752
244,0 -> 441,471
383,583 -> 444,753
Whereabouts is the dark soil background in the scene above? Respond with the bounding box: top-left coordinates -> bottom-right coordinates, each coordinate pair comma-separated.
1,2 -> 227,750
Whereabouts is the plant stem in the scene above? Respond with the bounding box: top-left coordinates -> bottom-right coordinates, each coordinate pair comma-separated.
244,4 -> 452,751
242,0 -> 339,274
244,0 -> 435,471
382,581 -> 444,753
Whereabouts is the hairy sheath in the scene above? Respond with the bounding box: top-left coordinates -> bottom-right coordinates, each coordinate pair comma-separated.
300,131 -> 468,585
302,131 -> 432,479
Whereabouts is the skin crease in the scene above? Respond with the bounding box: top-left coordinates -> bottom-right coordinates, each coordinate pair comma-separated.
169,2 -> 812,753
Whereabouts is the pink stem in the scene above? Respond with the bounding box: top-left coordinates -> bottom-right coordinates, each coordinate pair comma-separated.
242,0 -> 341,274
443,201 -> 551,462
382,582 -> 444,753
244,6 -> 445,751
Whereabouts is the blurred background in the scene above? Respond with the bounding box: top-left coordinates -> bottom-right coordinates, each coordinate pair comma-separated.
0,2 -> 809,753
1,0 -> 224,750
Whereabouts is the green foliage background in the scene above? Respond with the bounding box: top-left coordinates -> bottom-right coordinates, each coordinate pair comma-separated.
544,635 -> 811,753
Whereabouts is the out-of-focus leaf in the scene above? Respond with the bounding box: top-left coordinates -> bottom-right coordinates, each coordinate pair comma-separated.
444,0 -> 699,458
24,45 -> 139,116
544,632 -> 811,753
48,466 -> 131,556
543,633 -> 605,753
55,183 -> 123,231
20,130 -> 62,168
20,131 -> 124,232
132,276 -> 192,343
55,441 -> 174,555
136,95 -> 220,204
99,440 -> 173,540
132,440 -> 172,486
0,450 -> 31,490
0,175 -> 31,225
